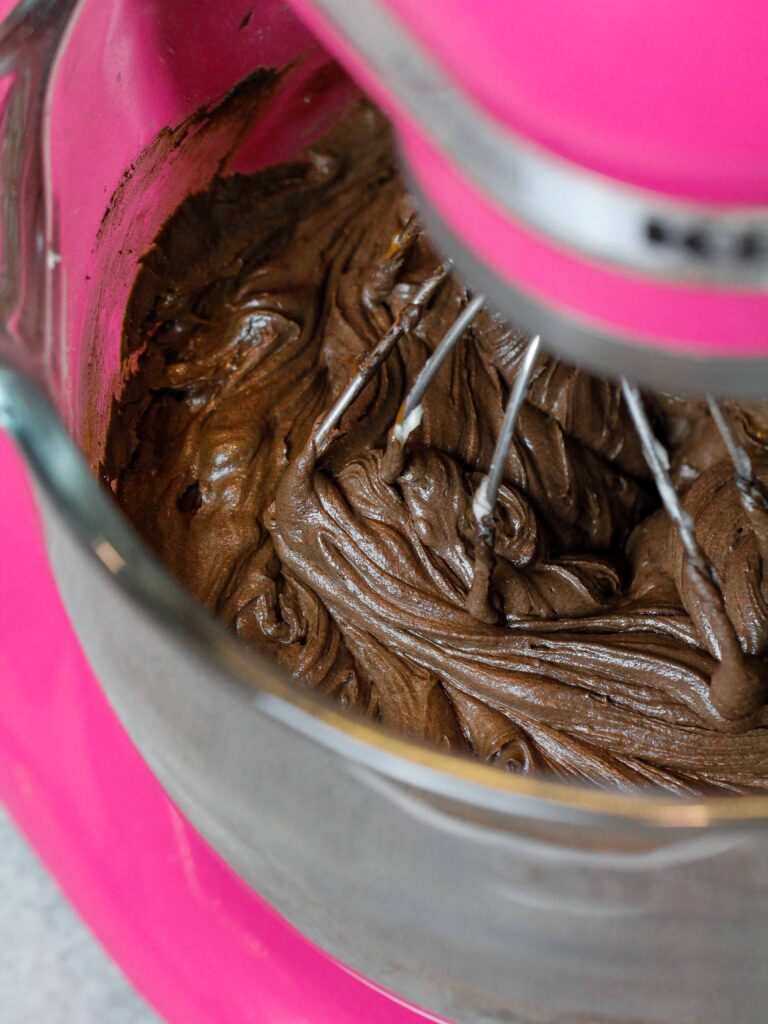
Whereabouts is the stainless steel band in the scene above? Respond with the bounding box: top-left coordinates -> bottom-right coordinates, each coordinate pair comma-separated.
408,174 -> 768,398
305,0 -> 768,289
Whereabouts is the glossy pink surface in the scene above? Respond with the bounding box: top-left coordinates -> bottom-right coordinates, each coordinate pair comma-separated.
386,0 -> 768,204
0,429 -> 443,1023
287,0 -> 768,358
2,0 -> 441,1015
52,0 -> 349,447
401,129 -> 768,357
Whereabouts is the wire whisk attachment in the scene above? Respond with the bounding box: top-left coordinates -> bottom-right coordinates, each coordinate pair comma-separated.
312,222 -> 768,722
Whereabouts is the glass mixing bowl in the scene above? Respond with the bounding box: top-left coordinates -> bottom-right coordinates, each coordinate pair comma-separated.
2,2 -> 768,1022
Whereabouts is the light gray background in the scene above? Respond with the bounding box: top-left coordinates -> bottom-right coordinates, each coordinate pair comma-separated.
0,807 -> 159,1024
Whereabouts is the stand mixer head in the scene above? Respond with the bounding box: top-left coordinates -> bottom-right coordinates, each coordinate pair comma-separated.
286,0 -> 768,397
286,0 -> 768,722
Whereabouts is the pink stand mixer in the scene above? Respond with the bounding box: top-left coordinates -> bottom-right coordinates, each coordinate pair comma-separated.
2,2 -> 768,1022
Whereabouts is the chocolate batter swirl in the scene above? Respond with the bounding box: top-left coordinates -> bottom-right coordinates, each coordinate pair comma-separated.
105,105 -> 768,793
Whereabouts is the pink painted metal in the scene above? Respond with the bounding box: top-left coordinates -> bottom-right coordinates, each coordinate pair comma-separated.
287,0 -> 768,360
400,129 -> 768,356
0,428 -> 445,1024
385,0 -> 768,203
51,0 -> 355,449
1,0 -> 442,1018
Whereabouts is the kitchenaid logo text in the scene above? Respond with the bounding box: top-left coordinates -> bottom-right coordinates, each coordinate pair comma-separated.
644,216 -> 768,264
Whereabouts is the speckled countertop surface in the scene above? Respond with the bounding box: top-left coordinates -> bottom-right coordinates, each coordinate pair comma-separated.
0,807 -> 160,1024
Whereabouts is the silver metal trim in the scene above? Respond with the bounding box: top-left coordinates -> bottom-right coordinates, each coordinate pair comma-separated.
8,360 -> 768,831
408,172 -> 768,398
304,0 -> 768,289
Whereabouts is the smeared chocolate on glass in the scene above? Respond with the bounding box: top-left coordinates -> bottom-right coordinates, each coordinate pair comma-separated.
104,104 -> 768,793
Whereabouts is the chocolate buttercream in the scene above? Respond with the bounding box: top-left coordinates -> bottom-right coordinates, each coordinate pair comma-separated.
105,104 -> 768,793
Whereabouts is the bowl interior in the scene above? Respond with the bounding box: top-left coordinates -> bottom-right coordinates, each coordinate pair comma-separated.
49,0 -> 356,464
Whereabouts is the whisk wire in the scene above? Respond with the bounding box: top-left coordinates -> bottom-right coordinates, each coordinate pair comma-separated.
621,380 -> 703,572
391,293 -> 485,446
621,379 -> 766,719
313,260 -> 450,455
708,396 -> 768,528
322,226 -> 767,719
380,291 -> 484,483
472,334 -> 541,545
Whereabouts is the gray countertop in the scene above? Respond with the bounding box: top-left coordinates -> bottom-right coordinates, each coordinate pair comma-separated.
0,807 -> 160,1024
